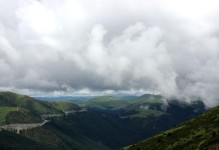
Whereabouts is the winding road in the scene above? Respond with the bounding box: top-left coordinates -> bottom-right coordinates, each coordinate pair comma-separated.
0,108 -> 87,134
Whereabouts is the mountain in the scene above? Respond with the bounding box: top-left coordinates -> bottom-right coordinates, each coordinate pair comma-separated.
80,96 -> 132,110
122,105 -> 219,150
0,92 -> 108,150
80,94 -> 205,120
0,91 -> 62,114
118,94 -> 165,118
48,101 -> 81,111
0,91 -> 80,125
0,92 -> 207,150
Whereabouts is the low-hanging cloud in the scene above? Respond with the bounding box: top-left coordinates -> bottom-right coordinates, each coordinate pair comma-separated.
0,0 -> 219,106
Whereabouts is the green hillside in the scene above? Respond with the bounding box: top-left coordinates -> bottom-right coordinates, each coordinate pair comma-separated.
48,101 -> 81,111
0,91 -> 81,125
119,94 -> 165,119
122,105 -> 219,150
78,94 -> 205,121
0,92 -> 207,150
120,95 -> 205,120
81,96 -> 132,110
0,107 -> 18,125
133,94 -> 164,104
0,91 -> 62,114
5,108 -> 42,124
78,94 -> 165,117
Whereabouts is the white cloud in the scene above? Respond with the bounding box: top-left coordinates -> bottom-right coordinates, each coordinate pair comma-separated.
0,0 -> 219,106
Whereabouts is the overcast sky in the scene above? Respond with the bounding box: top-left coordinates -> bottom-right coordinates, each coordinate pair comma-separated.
0,0 -> 219,106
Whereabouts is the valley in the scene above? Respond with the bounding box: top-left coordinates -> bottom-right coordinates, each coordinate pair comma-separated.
0,91 -> 207,150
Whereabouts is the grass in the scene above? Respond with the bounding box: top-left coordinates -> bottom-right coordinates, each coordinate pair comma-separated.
0,91 -> 207,150
0,91 -> 63,115
48,101 -> 81,112
6,108 -> 42,124
0,91 -> 79,125
81,94 -> 164,111
82,96 -> 132,110
133,94 -> 164,104
123,109 -> 165,119
122,105 -> 219,150
0,106 -> 17,125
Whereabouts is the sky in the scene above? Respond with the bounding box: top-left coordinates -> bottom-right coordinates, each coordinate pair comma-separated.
0,0 -> 219,106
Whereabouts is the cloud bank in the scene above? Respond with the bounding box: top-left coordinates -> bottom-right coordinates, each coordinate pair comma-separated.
0,0 -> 219,106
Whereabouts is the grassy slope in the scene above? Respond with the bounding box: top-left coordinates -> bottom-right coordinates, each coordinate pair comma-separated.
80,94 -> 165,115
81,94 -> 204,120
48,101 -> 81,112
81,96 -> 132,110
5,108 -> 42,124
0,107 -> 17,125
120,94 -> 166,119
0,92 -> 108,150
121,95 -> 205,120
0,91 -> 81,125
122,105 -> 219,150
0,91 -> 61,124
133,94 -> 164,104
0,91 -> 62,114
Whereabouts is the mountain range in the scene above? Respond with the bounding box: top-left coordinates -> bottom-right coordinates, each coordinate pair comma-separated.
0,91 -> 209,150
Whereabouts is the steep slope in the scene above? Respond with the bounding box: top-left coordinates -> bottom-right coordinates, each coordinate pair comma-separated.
122,105 -> 219,150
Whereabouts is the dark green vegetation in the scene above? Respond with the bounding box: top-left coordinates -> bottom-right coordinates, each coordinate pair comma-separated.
6,108 -> 42,124
0,107 -> 17,124
122,105 -> 219,150
0,130 -> 52,150
0,92 -> 207,150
